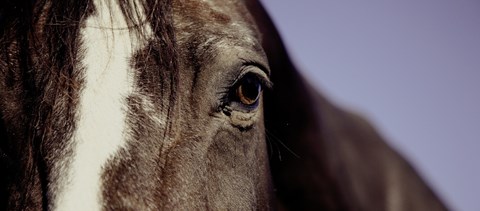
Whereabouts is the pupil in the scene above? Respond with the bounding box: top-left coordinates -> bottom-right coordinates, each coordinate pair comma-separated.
242,78 -> 260,101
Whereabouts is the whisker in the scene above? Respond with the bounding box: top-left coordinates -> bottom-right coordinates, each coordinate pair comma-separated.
264,130 -> 280,161
265,128 -> 300,159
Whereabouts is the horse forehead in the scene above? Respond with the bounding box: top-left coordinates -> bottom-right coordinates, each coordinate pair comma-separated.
173,0 -> 252,30
172,0 -> 259,51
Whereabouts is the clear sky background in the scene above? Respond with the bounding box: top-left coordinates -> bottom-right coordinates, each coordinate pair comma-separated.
261,1 -> 480,210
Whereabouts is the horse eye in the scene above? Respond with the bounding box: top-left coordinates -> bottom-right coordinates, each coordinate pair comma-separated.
236,75 -> 262,106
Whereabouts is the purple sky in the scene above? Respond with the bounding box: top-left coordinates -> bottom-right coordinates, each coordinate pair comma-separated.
261,1 -> 480,210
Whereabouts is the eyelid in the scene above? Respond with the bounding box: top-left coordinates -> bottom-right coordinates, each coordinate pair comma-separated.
234,65 -> 273,91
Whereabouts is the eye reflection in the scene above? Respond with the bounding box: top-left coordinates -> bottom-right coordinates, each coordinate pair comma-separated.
236,75 -> 262,106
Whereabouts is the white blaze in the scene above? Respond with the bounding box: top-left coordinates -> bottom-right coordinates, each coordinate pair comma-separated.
53,0 -> 151,210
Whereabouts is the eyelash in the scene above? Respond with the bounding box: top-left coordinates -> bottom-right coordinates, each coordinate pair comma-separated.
219,66 -> 272,111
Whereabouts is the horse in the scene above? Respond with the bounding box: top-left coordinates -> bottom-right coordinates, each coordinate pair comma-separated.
0,0 -> 447,210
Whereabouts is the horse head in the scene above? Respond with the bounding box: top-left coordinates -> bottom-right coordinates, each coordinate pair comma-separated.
0,0 -> 447,210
